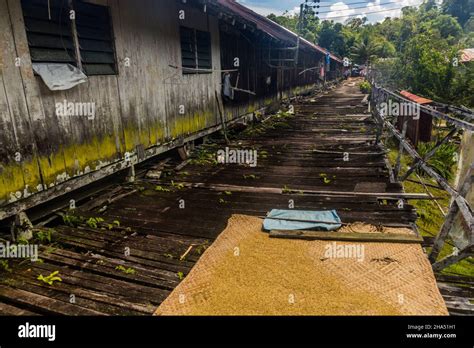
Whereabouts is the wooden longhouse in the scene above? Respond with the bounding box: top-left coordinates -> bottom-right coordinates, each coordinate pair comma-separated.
0,0 -> 343,220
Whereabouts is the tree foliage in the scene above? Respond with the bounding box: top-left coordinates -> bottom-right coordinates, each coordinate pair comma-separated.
267,0 -> 474,107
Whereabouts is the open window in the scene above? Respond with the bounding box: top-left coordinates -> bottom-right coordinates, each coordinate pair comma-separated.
21,0 -> 76,64
21,0 -> 117,76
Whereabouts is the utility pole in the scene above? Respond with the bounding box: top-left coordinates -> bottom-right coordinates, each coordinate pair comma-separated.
294,3 -> 305,67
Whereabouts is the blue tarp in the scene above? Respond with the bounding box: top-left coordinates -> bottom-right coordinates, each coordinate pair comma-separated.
263,209 -> 342,231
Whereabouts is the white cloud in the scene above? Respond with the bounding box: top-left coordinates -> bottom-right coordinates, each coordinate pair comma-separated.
244,4 -> 284,16
318,0 -> 424,23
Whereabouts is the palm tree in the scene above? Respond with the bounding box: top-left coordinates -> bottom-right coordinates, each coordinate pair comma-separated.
350,35 -> 382,65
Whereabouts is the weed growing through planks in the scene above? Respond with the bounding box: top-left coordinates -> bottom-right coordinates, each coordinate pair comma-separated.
282,185 -> 293,194
37,271 -> 62,286
190,145 -> 219,166
34,229 -> 54,244
155,185 -> 171,192
86,217 -> 104,229
115,265 -> 136,275
195,241 -> 210,255
62,214 -> 83,227
177,271 -> 184,280
0,260 -> 12,272
243,174 -> 259,180
171,181 -> 185,190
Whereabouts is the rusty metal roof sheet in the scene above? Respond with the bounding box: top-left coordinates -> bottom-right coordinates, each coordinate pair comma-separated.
400,90 -> 433,105
460,48 -> 474,63
214,0 -> 342,63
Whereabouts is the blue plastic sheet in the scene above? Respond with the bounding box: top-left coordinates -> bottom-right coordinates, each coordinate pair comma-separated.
263,209 -> 342,231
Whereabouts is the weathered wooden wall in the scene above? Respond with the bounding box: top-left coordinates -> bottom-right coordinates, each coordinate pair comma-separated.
0,0 -> 224,208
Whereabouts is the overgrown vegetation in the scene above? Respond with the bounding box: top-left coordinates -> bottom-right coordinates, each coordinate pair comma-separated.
416,141 -> 458,181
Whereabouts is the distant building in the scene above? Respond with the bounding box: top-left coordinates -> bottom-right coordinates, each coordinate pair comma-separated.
459,48 -> 474,63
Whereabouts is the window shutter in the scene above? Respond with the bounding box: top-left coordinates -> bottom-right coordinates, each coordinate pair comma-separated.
21,0 -> 76,64
75,1 -> 117,75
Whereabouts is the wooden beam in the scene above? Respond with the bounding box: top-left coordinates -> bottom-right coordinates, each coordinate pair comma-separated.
432,247 -> 474,272
429,167 -> 474,263
155,182 -> 433,200
400,128 -> 457,182
269,230 -> 423,244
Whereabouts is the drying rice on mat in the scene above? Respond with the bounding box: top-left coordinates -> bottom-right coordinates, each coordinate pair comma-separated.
155,214 -> 448,316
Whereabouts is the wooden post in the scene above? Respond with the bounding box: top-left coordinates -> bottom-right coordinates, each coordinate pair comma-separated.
429,167 -> 473,263
432,247 -> 473,272
215,90 -> 229,144
394,115 -> 409,179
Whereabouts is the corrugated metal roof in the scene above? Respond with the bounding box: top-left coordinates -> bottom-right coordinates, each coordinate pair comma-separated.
400,90 -> 433,105
214,0 -> 342,63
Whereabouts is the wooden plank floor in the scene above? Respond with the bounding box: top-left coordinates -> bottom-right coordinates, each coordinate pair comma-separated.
0,80 -> 469,315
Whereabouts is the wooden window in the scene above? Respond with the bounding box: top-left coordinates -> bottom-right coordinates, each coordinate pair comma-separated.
21,0 -> 117,76
21,0 -> 76,64
180,26 -> 212,74
75,1 -> 117,75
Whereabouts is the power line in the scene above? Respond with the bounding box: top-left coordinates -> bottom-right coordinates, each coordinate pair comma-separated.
314,0 -> 402,9
315,1 -> 403,14
317,6 -> 412,19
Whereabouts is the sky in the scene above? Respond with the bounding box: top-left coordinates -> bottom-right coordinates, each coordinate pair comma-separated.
237,0 -> 426,23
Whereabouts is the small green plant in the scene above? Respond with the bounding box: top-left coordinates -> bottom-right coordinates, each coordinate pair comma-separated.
196,242 -> 210,255
323,177 -> 331,184
16,236 -> 29,245
416,142 -> 458,181
243,174 -> 259,180
177,271 -> 184,280
224,191 -> 232,196
282,185 -> 292,194
359,81 -> 371,94
115,265 -> 136,275
155,185 -> 171,192
37,271 -> 62,286
86,217 -> 104,229
171,181 -> 185,190
0,260 -> 12,273
163,253 -> 174,259
34,229 -> 54,244
63,214 -> 83,227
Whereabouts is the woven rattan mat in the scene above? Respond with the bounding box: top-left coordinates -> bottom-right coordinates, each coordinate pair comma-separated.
155,215 -> 448,315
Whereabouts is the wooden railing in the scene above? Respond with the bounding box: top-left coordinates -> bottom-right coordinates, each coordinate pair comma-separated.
369,84 -> 474,271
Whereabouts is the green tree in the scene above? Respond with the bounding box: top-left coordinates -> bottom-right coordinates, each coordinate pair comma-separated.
350,35 -> 382,65
442,0 -> 474,28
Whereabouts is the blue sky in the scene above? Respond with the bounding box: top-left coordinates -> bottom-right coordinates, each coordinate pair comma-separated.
237,0 -> 425,23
